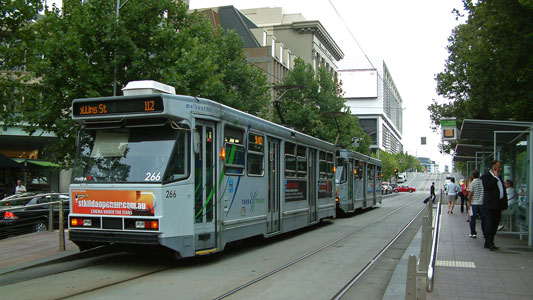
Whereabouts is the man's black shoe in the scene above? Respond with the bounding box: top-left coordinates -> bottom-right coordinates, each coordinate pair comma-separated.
484,243 -> 490,248
489,245 -> 498,251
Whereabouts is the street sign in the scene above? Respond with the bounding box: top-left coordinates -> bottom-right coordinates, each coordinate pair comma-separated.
441,118 -> 458,141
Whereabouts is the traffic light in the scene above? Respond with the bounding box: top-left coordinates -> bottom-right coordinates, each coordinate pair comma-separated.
394,169 -> 398,178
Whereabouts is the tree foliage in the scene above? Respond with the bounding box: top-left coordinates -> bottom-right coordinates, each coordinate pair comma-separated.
1,0 -> 270,166
276,58 -> 372,154
430,0 -> 532,152
374,151 -> 422,181
0,0 -> 43,125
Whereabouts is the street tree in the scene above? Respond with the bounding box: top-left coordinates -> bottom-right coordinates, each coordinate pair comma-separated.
3,0 -> 270,166
0,0 -> 43,125
430,0 -> 532,153
276,58 -> 371,154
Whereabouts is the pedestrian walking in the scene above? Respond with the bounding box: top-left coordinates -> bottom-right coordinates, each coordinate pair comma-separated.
467,170 -> 483,238
15,179 -> 26,194
447,178 -> 459,214
430,182 -> 436,203
481,160 -> 507,250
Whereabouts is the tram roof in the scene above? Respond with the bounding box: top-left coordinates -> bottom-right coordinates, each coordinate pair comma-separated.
72,93 -> 338,151
336,148 -> 382,165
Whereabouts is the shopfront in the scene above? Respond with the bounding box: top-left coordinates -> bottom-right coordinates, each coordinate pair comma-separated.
455,119 -> 533,246
0,124 -> 60,197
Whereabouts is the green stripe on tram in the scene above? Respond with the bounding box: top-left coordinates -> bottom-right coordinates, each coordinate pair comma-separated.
195,145 -> 236,220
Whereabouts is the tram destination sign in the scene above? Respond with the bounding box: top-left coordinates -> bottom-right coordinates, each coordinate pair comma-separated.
73,96 -> 164,116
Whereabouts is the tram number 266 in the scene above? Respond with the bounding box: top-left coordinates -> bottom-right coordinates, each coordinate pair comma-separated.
166,190 -> 177,198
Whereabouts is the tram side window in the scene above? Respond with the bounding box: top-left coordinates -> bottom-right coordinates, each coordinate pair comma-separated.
354,160 -> 363,179
297,145 -> 307,178
224,126 -> 245,175
327,153 -> 334,178
285,142 -> 296,178
319,151 -> 327,179
247,132 -> 264,176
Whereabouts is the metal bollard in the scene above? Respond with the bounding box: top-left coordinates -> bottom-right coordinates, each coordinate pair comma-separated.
405,255 -> 417,300
48,203 -> 54,232
58,199 -> 65,251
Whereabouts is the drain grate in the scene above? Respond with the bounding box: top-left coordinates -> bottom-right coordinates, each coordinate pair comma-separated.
436,260 -> 476,268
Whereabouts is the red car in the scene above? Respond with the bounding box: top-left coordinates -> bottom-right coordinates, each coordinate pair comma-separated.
396,185 -> 416,193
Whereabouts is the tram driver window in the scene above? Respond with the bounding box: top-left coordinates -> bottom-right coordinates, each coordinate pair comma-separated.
164,129 -> 190,182
224,125 -> 245,175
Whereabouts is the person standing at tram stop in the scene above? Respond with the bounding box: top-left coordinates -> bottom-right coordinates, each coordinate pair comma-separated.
446,178 -> 459,214
497,179 -> 517,231
459,179 -> 468,213
15,179 -> 26,194
467,170 -> 484,238
430,182 -> 436,203
481,160 -> 508,251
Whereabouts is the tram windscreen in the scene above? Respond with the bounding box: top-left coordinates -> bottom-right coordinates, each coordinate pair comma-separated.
72,124 -> 189,183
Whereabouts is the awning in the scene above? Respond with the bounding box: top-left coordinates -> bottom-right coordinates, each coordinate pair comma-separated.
0,154 -> 22,169
13,159 -> 60,168
452,155 -> 477,162
459,119 -> 532,142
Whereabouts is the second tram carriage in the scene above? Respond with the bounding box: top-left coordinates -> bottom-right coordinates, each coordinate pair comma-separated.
68,81 -> 338,257
335,149 -> 382,214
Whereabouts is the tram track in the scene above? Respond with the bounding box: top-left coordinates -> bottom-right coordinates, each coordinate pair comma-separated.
213,196 -> 424,300
1,194 -> 424,300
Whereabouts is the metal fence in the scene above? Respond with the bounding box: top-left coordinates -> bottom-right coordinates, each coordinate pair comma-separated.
0,192 -> 69,251
405,189 -> 443,300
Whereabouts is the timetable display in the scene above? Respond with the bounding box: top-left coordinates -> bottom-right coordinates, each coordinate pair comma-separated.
73,97 -> 164,116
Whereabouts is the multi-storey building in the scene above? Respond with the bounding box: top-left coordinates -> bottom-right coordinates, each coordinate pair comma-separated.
339,60 -> 403,154
240,7 -> 344,77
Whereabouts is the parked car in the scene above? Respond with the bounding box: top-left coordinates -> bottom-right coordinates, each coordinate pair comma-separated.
381,182 -> 393,195
0,193 -> 69,238
396,185 -> 416,193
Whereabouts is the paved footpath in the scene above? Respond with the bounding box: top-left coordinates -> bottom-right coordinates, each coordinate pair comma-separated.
386,204 -> 533,300
0,231 -> 78,275
428,209 -> 533,300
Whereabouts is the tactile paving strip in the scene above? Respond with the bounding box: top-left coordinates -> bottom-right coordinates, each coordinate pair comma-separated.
436,260 -> 476,268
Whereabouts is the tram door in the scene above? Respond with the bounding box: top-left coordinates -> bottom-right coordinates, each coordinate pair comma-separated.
308,149 -> 317,222
267,138 -> 280,233
194,120 -> 216,250
348,160 -> 354,211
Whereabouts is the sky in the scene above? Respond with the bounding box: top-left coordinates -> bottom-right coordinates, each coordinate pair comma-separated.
189,0 -> 467,171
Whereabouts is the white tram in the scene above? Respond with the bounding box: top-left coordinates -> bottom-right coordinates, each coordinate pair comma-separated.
335,149 -> 382,214
68,81 -> 336,257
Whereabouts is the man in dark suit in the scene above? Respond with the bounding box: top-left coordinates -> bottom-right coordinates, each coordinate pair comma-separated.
430,182 -> 436,203
481,160 -> 508,250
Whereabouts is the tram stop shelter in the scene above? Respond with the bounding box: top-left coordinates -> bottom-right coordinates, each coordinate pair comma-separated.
453,119 -> 533,246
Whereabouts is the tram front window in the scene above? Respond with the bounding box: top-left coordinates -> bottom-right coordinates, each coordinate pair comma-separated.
72,124 -> 189,183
